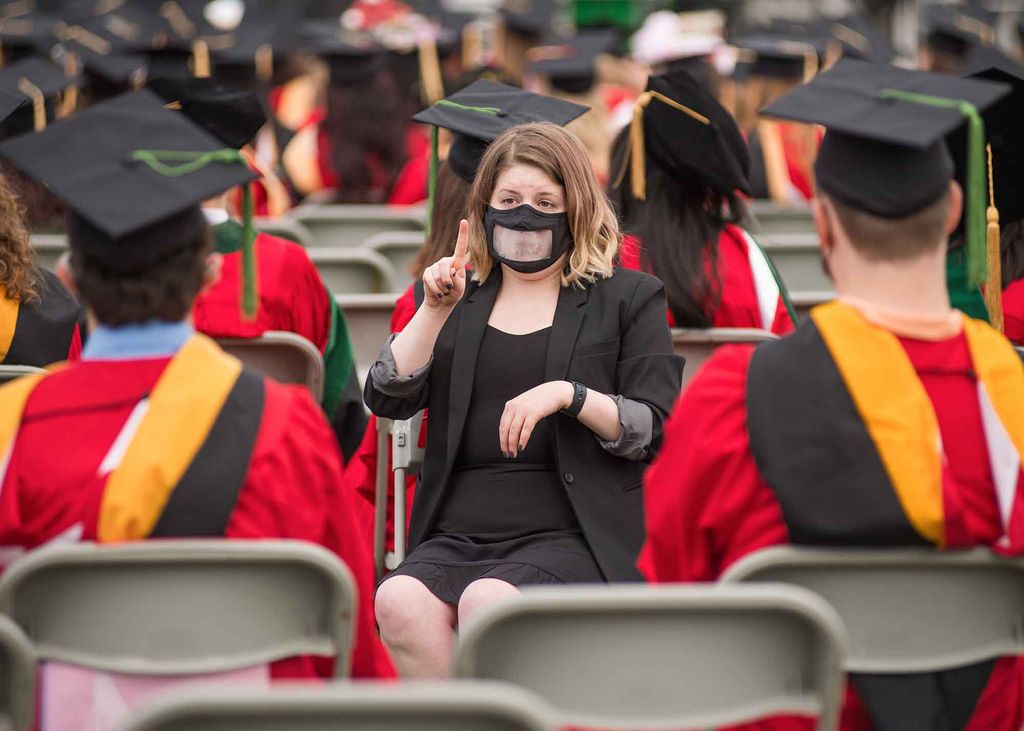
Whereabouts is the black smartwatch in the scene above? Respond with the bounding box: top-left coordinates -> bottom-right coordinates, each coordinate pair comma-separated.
561,381 -> 587,418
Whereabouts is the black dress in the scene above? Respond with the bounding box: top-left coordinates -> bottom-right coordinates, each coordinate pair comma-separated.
386,325 -> 604,605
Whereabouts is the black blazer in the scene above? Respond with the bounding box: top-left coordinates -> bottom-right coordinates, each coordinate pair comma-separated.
364,267 -> 684,581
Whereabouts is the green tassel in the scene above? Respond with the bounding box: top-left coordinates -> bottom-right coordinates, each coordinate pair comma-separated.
132,148 -> 259,321
426,125 -> 438,239
877,89 -> 988,288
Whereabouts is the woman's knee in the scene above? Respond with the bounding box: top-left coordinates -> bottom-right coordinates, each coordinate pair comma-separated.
458,578 -> 519,626
375,576 -> 450,641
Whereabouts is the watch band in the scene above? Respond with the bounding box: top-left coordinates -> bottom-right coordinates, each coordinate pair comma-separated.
561,381 -> 587,418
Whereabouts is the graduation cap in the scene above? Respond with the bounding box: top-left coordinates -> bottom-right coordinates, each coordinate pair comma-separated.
0,88 -> 262,316
300,27 -> 387,85
502,0 -> 557,38
0,57 -> 78,132
730,34 -> 820,81
147,75 -> 266,149
762,58 -> 1010,318
619,68 -> 750,200
825,15 -> 894,65
527,29 -> 621,94
412,78 -> 588,232
923,3 -> 996,57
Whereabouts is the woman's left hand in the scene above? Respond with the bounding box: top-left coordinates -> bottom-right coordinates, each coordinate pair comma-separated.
499,381 -> 573,458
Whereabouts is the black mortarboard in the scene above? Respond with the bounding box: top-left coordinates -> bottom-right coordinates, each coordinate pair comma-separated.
0,89 -> 256,271
412,78 -> 588,181
0,57 -> 77,133
625,68 -> 750,199
763,58 -> 1009,306
826,15 -> 894,65
0,89 -> 27,124
923,4 -> 995,57
502,0 -> 557,37
527,29 -> 621,94
730,34 -> 820,81
147,75 -> 266,149
300,27 -> 387,85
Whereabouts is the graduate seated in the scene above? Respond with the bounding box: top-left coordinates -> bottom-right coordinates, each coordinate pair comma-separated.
610,69 -> 794,333
640,60 -> 1024,730
0,90 -> 394,681
146,76 -> 367,460
1003,221 -> 1024,344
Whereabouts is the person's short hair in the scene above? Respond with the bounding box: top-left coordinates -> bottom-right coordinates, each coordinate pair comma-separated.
467,122 -> 620,286
824,187 -> 952,261
70,227 -> 211,326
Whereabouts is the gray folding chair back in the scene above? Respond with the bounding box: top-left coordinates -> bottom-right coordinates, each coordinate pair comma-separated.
292,205 -> 426,248
310,247 -> 399,294
791,291 -> 832,324
0,540 -> 357,677
29,234 -> 67,273
745,201 -> 817,235
454,584 -> 845,730
0,615 -> 35,731
217,331 -> 325,401
672,328 -> 778,389
363,231 -> 425,285
122,682 -> 556,731
334,293 -> 399,382
0,366 -> 44,385
755,231 -> 833,294
1016,345 -> 1023,361
723,546 -> 1024,674
252,217 -> 314,249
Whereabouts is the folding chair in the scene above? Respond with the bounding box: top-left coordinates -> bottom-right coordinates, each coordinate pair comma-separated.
216,331 -> 325,401
121,681 -> 556,731
334,293 -> 400,381
29,234 -> 67,273
309,247 -> 400,294
0,365 -> 44,385
745,201 -> 817,235
0,615 -> 35,731
373,411 -> 426,580
672,328 -> 778,389
791,291 -> 833,323
252,217 -> 314,248
362,231 -> 425,285
291,205 -> 426,249
1016,345 -> 1023,361
0,540 -> 357,678
722,546 -> 1024,674
453,584 -> 846,730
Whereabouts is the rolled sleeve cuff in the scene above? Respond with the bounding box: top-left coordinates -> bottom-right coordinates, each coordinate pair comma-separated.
368,333 -> 432,398
596,395 -> 653,460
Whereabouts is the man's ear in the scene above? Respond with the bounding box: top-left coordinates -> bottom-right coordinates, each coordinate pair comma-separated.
200,253 -> 223,295
812,197 -> 834,254
946,179 -> 964,235
55,252 -> 77,297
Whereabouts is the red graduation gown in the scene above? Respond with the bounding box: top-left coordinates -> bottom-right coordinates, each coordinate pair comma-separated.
618,226 -> 794,334
638,335 -> 1024,730
193,232 -> 331,351
1004,277 -> 1024,346
0,357 -> 395,680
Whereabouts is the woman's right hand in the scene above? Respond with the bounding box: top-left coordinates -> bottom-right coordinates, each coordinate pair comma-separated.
423,219 -> 469,311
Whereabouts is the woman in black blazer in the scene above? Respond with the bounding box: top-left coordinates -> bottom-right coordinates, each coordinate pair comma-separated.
365,122 -> 683,678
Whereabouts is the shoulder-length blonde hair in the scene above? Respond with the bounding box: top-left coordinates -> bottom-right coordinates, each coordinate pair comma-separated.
467,122 -> 620,287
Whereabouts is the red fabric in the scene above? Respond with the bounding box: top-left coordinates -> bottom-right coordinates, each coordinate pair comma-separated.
0,357 -> 395,680
618,227 -> 794,334
778,122 -> 816,201
67,323 -> 82,361
639,335 -> 1024,730
1004,277 -> 1024,346
343,284 -> 419,555
193,233 -> 331,354
388,152 -> 429,206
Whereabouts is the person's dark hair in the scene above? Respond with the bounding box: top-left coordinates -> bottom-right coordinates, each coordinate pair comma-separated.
411,161 -> 470,276
1003,219 -> 1024,287
608,126 -> 746,328
0,172 -> 38,303
323,68 -> 408,203
70,228 -> 211,326
824,188 -> 952,261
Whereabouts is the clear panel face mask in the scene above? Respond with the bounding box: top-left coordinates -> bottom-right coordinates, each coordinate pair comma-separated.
490,224 -> 555,263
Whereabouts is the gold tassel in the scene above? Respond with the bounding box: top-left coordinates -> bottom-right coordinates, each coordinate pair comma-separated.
627,91 -> 711,201
58,51 -> 78,119
255,43 -> 273,84
417,36 -> 444,106
192,39 -> 210,78
984,142 -> 1004,331
18,77 -> 44,131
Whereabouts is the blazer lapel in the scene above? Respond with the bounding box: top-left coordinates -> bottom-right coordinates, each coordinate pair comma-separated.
545,283 -> 590,382
446,271 -> 500,470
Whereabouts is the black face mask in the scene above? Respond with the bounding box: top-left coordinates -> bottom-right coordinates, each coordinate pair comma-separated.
484,204 -> 574,274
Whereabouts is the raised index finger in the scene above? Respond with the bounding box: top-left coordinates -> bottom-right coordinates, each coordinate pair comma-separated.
452,219 -> 470,268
